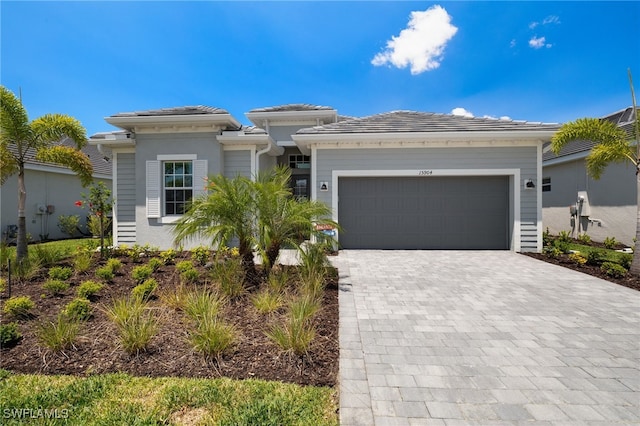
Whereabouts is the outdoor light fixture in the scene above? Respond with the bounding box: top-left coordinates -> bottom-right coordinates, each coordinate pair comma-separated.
524,179 -> 535,189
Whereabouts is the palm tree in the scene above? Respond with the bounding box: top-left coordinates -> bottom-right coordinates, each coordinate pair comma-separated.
172,173 -> 260,283
172,167 -> 337,284
254,166 -> 337,275
0,86 -> 93,262
551,112 -> 640,275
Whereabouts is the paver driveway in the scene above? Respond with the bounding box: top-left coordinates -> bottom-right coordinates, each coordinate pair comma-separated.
331,251 -> 640,425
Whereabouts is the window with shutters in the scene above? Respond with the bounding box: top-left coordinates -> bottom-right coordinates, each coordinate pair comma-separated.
146,156 -> 207,222
164,161 -> 193,215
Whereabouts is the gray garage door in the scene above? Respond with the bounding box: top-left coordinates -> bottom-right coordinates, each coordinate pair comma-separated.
338,176 -> 509,249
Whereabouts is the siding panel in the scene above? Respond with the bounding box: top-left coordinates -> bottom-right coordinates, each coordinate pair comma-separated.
116,153 -> 136,244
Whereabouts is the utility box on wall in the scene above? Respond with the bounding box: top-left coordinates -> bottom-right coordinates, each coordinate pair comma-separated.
577,191 -> 591,217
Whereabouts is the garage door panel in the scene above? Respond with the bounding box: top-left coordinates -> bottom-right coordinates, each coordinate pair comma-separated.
338,176 -> 508,249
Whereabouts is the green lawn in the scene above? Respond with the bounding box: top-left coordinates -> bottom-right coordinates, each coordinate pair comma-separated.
0,370 -> 338,425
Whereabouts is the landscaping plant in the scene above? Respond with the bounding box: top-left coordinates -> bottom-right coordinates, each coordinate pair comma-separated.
63,298 -> 92,320
103,296 -> 158,355
42,279 -> 70,296
36,313 -> 82,352
0,322 -> 21,348
3,296 -> 35,319
76,280 -> 103,299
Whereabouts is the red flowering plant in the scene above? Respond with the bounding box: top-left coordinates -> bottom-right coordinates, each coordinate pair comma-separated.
76,182 -> 114,258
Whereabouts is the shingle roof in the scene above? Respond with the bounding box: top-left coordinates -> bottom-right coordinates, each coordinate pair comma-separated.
542,106 -> 637,162
111,105 -> 229,117
6,138 -> 111,177
248,104 -> 335,113
297,110 -> 560,134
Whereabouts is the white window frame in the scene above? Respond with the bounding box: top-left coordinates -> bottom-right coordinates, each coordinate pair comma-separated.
542,177 -> 551,192
146,154 -> 207,224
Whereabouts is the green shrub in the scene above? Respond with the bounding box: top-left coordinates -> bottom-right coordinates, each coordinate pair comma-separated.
601,262 -> 627,278
618,253 -> 633,270
36,313 -> 81,352
63,298 -> 92,320
42,279 -> 70,296
552,239 -> 570,254
159,248 -> 177,265
132,265 -> 153,284
159,283 -> 190,311
586,249 -> 605,266
604,236 -> 618,250
0,277 -> 6,293
132,278 -> 158,300
0,322 -> 21,348
267,315 -> 315,357
577,233 -> 591,244
180,268 -> 200,285
12,257 -> 42,282
568,253 -> 586,266
3,296 -> 35,319
189,317 -> 236,359
76,280 -> 104,299
147,257 -> 163,272
57,214 -> 80,237
542,227 -> 552,246
557,230 -> 572,244
175,260 -> 194,273
191,246 -> 211,266
48,266 -> 73,280
72,249 -> 93,274
103,296 -> 158,355
105,258 -> 122,273
95,266 -> 114,282
543,245 -> 562,258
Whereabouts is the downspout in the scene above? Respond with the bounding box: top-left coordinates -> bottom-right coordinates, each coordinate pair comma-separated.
254,120 -> 272,180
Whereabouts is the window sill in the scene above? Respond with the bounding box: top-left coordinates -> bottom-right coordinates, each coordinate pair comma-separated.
158,216 -> 182,224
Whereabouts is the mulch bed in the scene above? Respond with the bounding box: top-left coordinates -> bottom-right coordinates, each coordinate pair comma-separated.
523,252 -> 640,292
0,255 -> 339,387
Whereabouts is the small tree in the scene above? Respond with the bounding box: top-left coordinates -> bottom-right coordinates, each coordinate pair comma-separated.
76,181 -> 113,258
0,86 -> 93,262
551,69 -> 640,275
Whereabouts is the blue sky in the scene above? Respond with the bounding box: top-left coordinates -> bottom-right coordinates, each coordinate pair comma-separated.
2,1 -> 639,136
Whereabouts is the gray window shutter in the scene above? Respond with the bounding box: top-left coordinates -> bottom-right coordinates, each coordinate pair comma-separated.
193,159 -> 208,198
146,160 -> 161,218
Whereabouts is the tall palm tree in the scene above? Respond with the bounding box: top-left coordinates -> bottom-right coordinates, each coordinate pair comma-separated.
0,86 -> 93,262
551,111 -> 640,275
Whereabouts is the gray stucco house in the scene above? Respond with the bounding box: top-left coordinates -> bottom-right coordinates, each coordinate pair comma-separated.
542,107 -> 637,246
1,138 -> 112,243
91,104 -> 560,252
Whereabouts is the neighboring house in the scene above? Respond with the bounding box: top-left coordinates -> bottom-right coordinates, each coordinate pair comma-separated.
1,138 -> 112,243
542,107 -> 637,246
91,104 -> 560,252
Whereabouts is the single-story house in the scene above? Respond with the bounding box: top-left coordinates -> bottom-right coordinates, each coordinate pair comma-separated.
91,104 -> 560,252
542,106 -> 637,246
1,138 -> 112,243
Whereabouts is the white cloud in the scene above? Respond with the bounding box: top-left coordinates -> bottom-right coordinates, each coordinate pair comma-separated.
451,107 -> 473,118
371,5 -> 458,75
529,21 -> 539,30
529,35 -> 551,49
510,39 -> 517,48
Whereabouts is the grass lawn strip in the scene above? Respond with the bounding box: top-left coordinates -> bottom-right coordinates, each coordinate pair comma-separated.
0,370 -> 338,425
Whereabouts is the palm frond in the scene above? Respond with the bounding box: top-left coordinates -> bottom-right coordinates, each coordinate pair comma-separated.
0,87 -> 32,146
35,145 -> 94,186
30,114 -> 87,150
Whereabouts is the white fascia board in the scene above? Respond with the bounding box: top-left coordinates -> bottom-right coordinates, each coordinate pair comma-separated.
88,138 -> 135,149
246,110 -> 337,127
105,114 -> 242,132
543,151 -> 589,167
218,134 -> 283,156
292,131 -> 550,155
25,163 -> 111,180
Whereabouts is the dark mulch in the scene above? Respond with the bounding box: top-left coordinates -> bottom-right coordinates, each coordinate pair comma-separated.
0,254 -> 339,387
523,252 -> 640,292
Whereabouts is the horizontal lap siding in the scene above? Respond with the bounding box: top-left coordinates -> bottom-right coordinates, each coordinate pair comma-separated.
315,146 -> 538,251
116,153 -> 136,244
224,151 -> 252,178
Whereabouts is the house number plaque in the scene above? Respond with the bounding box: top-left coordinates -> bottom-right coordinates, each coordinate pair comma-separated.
418,170 -> 433,176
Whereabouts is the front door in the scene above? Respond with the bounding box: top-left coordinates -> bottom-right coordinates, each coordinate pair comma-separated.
291,175 -> 310,200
